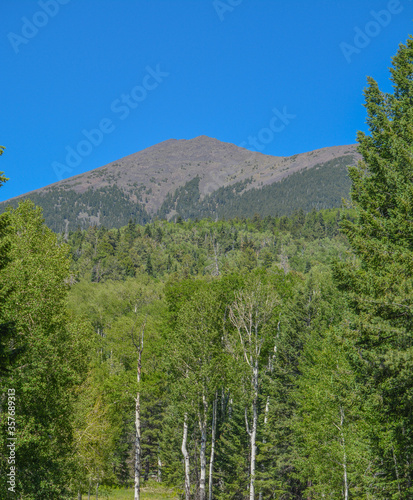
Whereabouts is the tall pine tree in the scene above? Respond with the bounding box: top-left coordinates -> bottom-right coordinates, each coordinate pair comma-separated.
334,36 -> 413,497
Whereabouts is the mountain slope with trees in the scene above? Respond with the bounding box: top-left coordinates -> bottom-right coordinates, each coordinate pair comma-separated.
0,140 -> 359,232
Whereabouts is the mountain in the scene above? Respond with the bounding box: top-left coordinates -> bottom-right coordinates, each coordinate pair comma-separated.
0,136 -> 360,232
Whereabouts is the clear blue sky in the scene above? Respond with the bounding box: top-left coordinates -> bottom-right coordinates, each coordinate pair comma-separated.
0,0 -> 412,201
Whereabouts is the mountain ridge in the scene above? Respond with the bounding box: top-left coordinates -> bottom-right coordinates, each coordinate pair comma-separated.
0,136 -> 360,231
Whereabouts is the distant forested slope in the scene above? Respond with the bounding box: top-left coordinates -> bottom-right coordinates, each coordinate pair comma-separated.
0,154 -> 354,231
0,184 -> 150,232
158,155 -> 354,220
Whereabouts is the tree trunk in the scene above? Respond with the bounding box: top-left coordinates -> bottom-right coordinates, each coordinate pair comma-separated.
95,481 -> 99,500
249,364 -> 258,500
157,454 -> 162,483
133,321 -> 144,500
78,490 -> 82,500
258,396 -> 270,500
392,447 -> 402,497
135,368 -> 142,500
182,414 -> 191,500
340,407 -> 348,500
135,392 -> 141,500
264,395 -> 270,425
306,480 -> 312,499
199,394 -> 208,500
200,424 -> 207,500
208,395 -> 217,500
88,478 -> 91,500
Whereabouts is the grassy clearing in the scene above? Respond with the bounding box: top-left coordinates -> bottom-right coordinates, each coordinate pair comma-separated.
80,481 -> 179,499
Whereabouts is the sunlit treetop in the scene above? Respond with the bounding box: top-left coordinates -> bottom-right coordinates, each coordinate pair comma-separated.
0,146 -> 8,188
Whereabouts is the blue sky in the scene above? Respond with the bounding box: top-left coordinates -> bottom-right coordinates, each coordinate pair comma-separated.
0,0 -> 412,202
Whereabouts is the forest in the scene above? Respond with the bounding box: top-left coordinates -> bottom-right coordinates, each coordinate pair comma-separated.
0,36 -> 413,500
157,154 -> 355,222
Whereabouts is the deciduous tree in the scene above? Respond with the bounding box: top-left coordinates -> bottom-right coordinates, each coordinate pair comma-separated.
0,201 -> 91,498
227,273 -> 280,500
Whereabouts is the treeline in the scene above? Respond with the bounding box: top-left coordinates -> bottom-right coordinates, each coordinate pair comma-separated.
159,155 -> 354,221
0,184 -> 151,233
0,154 -> 354,233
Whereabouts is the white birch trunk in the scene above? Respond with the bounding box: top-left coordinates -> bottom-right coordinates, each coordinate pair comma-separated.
200,425 -> 207,500
264,395 -> 270,425
199,394 -> 208,500
157,453 -> 162,483
208,395 -> 217,500
134,332 -> 143,500
228,284 -> 275,500
340,407 -> 348,500
249,363 -> 258,500
258,396 -> 270,500
134,390 -> 141,500
182,414 -> 191,500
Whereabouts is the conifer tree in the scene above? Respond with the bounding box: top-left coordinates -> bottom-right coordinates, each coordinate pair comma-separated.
334,35 -> 413,496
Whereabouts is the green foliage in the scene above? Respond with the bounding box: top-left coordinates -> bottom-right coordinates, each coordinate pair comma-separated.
0,189 -> 357,498
290,270 -> 370,497
0,201 -> 93,499
294,326 -> 371,498
64,208 -> 351,284
0,147 -> 15,377
215,398 -> 250,499
0,198 -> 373,497
67,275 -> 166,493
333,36 -> 413,496
0,145 -> 8,188
2,37 -> 412,499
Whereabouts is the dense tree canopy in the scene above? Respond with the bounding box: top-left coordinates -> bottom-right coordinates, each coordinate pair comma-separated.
0,201 -> 93,498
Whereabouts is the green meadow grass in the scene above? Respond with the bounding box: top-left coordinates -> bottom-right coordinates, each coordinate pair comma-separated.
81,481 -> 179,500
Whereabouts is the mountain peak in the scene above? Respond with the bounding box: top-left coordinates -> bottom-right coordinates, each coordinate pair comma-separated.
189,135 -> 220,142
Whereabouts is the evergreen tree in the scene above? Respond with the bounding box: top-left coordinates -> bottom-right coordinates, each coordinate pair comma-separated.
334,36 -> 413,496
146,253 -> 154,276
